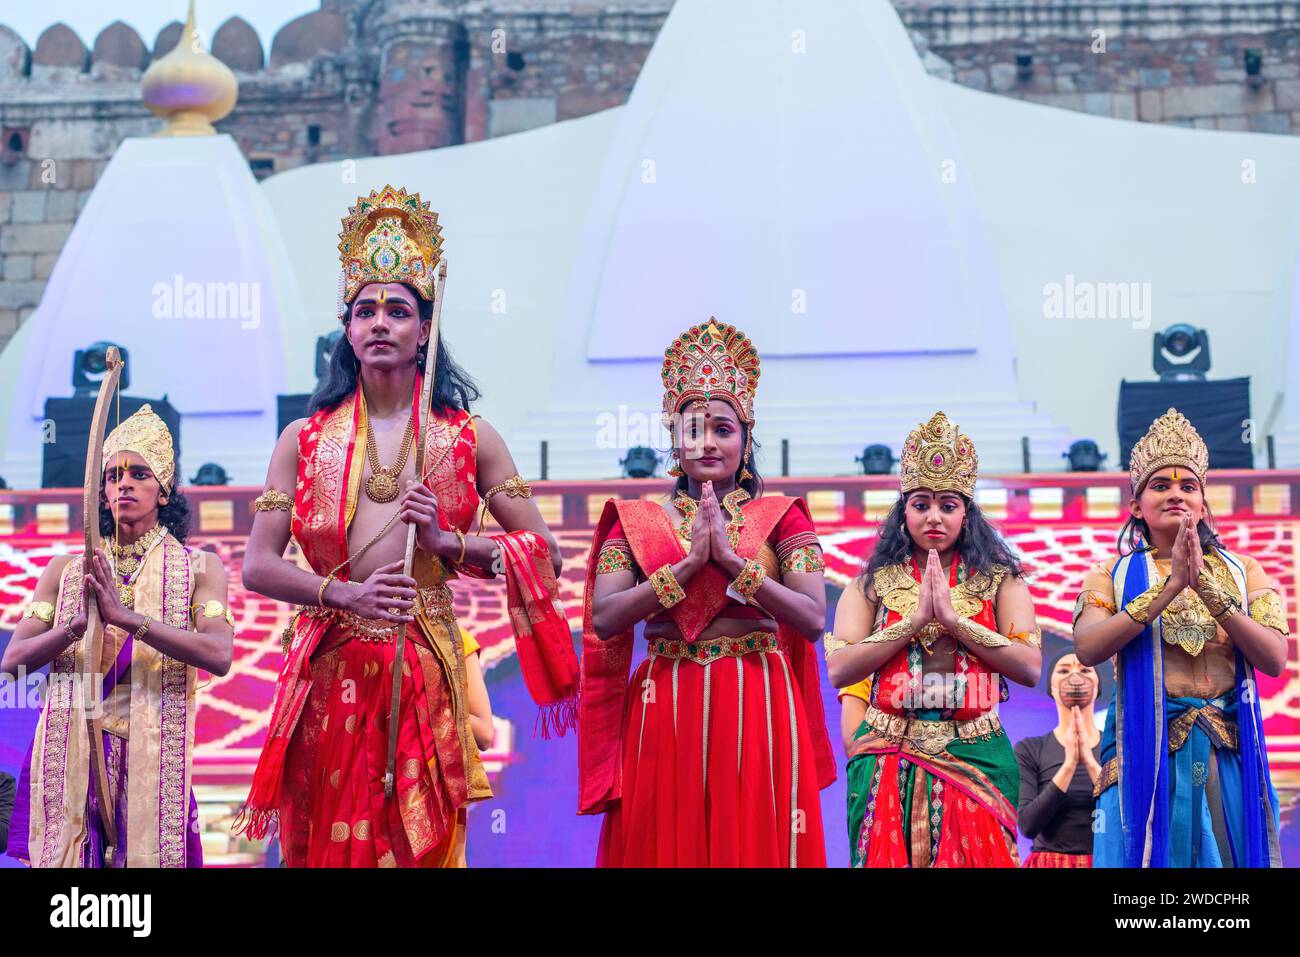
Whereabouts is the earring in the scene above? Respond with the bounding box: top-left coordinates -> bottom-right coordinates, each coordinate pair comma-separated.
739,432 -> 753,482
667,451 -> 684,478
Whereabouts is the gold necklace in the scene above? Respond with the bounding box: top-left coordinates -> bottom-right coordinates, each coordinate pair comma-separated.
671,488 -> 750,550
364,413 -> 415,503
109,523 -> 165,607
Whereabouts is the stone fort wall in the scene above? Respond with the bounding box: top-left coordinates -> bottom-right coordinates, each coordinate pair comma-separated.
2,0 -> 1299,350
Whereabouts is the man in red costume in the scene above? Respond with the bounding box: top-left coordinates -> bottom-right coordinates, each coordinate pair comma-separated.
236,186 -> 576,867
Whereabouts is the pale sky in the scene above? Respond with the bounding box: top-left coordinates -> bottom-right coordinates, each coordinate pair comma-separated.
2,1 -> 321,56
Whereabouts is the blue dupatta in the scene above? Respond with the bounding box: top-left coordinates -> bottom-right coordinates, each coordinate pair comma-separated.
1108,545 -> 1278,867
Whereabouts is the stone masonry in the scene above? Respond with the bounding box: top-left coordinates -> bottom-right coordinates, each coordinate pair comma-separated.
4,1 -> 1300,351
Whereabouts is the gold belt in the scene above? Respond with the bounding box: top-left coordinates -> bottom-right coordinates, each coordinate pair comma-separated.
297,583 -> 454,645
647,631 -> 779,667
861,703 -> 1002,756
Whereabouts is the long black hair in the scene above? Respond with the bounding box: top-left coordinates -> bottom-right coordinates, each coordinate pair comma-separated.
863,491 -> 1023,586
309,284 -> 481,416
671,420 -> 763,500
99,484 -> 191,544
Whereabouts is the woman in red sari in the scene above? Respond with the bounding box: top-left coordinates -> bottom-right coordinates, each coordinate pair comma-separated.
579,319 -> 836,867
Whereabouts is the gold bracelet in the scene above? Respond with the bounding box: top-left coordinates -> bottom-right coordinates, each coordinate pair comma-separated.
318,573 -> 335,609
63,623 -> 82,644
864,616 -> 918,644
954,617 -> 1012,648
1123,579 -> 1167,625
22,601 -> 55,624
253,489 -> 293,512
649,565 -> 686,609
455,529 -> 467,565
731,559 -> 766,601
132,615 -> 153,641
1194,570 -> 1238,620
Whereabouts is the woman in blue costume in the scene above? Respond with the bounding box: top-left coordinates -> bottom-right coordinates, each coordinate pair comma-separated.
1074,409 -> 1287,867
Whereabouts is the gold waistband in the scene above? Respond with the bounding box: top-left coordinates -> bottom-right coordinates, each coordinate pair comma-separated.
297,582 -> 454,645
647,631 -> 779,667
861,703 -> 1002,756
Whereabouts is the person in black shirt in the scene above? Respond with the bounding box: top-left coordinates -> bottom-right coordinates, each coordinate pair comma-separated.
0,770 -> 15,853
1014,651 -> 1101,866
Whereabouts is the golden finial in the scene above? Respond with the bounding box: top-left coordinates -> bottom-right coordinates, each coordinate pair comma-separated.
141,1 -> 238,137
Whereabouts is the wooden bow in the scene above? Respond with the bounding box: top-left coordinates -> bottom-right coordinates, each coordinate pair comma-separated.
384,259 -> 448,798
82,346 -> 124,850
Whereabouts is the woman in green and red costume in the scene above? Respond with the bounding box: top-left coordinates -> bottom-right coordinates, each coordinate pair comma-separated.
578,319 -> 836,867
826,412 -> 1042,867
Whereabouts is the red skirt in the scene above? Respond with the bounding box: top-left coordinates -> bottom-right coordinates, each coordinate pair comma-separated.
598,641 -> 826,867
1023,850 -> 1092,868
278,625 -> 468,867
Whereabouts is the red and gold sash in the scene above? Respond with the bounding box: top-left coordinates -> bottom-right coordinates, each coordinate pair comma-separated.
577,494 -> 835,815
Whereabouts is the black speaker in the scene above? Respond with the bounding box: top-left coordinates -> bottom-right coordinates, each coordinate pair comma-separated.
41,396 -> 182,489
1117,377 -> 1252,472
277,394 -> 312,437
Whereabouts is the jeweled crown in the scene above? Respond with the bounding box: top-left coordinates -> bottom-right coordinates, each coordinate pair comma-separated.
103,404 -> 176,492
337,185 -> 444,317
1129,407 -> 1208,491
660,319 -> 761,424
899,411 -> 978,498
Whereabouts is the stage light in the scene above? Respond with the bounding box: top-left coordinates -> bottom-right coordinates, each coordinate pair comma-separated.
1063,440 -> 1107,472
620,447 -> 659,479
72,341 -> 130,396
191,463 -> 230,486
854,444 -> 895,475
1153,324 -> 1211,381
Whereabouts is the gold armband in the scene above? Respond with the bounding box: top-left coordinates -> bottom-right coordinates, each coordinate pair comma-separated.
477,474 -> 532,533
649,565 -> 685,609
731,559 -> 766,601
823,632 -> 851,661
1123,579 -> 1167,626
253,489 -> 293,512
22,601 -> 55,624
596,544 -> 633,575
954,617 -> 1012,648
1248,591 -> 1289,636
192,599 -> 236,627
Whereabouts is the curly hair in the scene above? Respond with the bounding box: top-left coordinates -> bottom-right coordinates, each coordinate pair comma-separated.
100,486 -> 191,544
862,492 -> 1023,591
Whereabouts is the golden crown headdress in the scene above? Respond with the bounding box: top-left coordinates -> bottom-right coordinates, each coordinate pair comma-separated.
660,320 -> 761,424
103,404 -> 176,492
1128,407 -> 1208,492
337,185 -> 444,317
899,411 -> 978,498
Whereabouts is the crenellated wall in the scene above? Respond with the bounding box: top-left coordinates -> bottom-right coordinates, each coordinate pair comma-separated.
0,1 -> 671,350
6,1 -> 1300,355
